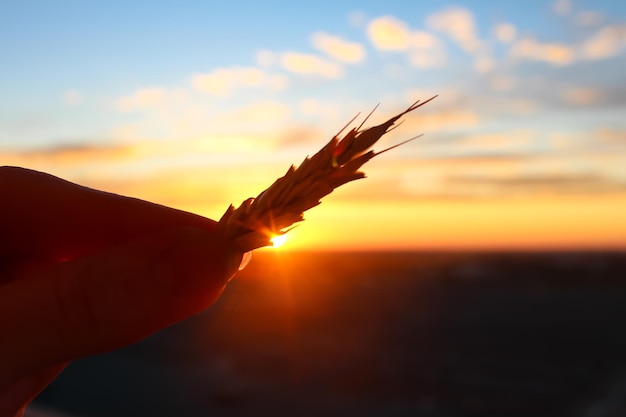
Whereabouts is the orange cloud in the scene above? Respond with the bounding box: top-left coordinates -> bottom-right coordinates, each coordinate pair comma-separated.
473,55 -> 494,73
116,87 -> 165,112
510,37 -> 575,65
280,52 -> 343,78
367,16 -> 412,51
408,31 -> 446,68
580,25 -> 625,60
596,128 -> 626,143
216,101 -> 291,127
366,16 -> 447,68
191,67 -> 288,96
490,75 -> 517,91
0,142 -> 140,184
493,23 -> 517,43
311,32 -> 365,63
562,87 -> 602,105
400,108 -> 480,132
427,6 -> 480,53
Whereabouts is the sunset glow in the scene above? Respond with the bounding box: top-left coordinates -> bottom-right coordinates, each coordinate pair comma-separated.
270,234 -> 289,249
2,1 -> 625,251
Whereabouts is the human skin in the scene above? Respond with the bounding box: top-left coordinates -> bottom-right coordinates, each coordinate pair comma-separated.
0,166 -> 243,416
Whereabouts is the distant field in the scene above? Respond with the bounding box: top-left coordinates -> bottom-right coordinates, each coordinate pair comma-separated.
32,251 -> 626,416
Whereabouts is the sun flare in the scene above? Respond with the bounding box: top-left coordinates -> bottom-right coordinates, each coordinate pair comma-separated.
270,234 -> 288,248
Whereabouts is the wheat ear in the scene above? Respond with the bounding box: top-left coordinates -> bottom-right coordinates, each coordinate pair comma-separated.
217,95 -> 437,252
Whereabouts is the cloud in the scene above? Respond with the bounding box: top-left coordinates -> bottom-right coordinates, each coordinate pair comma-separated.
490,75 -> 517,91
473,55 -> 494,73
575,11 -> 604,27
452,130 -> 533,151
298,98 -> 323,115
443,172 -> 625,196
367,16 -> 412,51
256,49 -> 276,67
191,67 -> 288,96
205,102 -> 292,137
280,52 -> 343,78
116,87 -> 165,112
220,101 -> 290,125
408,31 -> 446,68
493,23 -> 517,43
62,89 -> 83,106
311,32 -> 366,63
426,6 -> 480,53
398,108 -> 480,132
580,25 -> 626,60
410,30 -> 438,49
366,16 -> 446,68
276,125 -> 323,146
596,128 -> 626,143
316,153 -> 535,201
562,87 -> 602,105
0,141 -> 136,173
510,37 -> 575,65
110,123 -> 144,142
553,0 -> 572,16
408,50 -> 446,68
515,99 -> 541,114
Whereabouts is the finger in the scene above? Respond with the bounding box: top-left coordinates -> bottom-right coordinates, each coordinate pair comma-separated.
0,363 -> 67,417
0,227 -> 242,384
0,166 -> 218,264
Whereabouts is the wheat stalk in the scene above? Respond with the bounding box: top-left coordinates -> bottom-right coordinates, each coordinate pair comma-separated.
217,95 -> 437,252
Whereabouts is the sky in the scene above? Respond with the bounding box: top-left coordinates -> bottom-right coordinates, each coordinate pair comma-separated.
1,0 -> 626,251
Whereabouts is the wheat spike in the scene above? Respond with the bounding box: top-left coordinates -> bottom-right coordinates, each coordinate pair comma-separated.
217,96 -> 437,252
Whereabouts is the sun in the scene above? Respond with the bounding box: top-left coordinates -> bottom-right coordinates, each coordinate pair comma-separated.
270,234 -> 288,248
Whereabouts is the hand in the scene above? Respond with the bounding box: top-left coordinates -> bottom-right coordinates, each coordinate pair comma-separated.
0,167 -> 243,416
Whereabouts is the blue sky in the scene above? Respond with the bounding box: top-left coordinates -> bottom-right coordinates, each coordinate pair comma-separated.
2,0 -> 625,146
1,0 -> 625,249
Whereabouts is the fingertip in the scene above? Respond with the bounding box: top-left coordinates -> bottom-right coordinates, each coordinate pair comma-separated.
0,227 -> 244,376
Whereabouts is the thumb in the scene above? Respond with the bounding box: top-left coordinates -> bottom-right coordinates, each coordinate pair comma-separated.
0,227 -> 242,384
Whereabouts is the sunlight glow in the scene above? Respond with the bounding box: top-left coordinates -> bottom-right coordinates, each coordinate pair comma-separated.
270,234 -> 288,248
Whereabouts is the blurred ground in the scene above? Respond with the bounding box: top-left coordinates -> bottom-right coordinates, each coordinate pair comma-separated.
30,251 -> 626,416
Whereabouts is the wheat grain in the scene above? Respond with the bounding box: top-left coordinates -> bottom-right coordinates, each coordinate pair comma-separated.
217,96 -> 437,252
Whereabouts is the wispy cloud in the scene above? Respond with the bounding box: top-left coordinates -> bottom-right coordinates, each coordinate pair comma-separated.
443,172 -> 625,196
596,128 -> 626,143
489,75 -> 517,92
215,101 -> 291,128
409,31 -> 447,68
311,32 -> 366,63
366,16 -> 446,68
279,52 -> 343,78
367,16 -> 412,51
580,25 -> 626,60
191,67 -> 288,96
116,87 -> 166,112
493,23 -> 517,44
426,6 -> 480,53
562,87 -> 602,105
510,37 -> 575,66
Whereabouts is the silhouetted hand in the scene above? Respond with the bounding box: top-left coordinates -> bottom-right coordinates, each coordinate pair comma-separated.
0,167 -> 243,416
